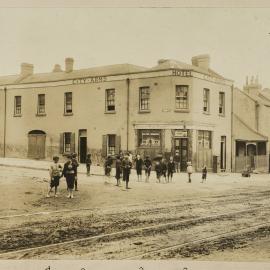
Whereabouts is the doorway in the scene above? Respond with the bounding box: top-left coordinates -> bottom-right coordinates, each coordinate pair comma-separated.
79,129 -> 87,163
220,136 -> 226,171
174,138 -> 188,171
28,130 -> 46,159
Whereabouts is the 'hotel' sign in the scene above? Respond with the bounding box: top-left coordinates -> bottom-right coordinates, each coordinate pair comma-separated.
172,70 -> 192,77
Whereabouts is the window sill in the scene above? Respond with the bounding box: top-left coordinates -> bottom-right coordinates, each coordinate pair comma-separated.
138,110 -> 151,114
219,114 -> 225,117
13,114 -> 22,117
105,111 -> 116,114
36,113 -> 46,117
64,113 -> 73,116
203,111 -> 210,115
174,109 -> 189,113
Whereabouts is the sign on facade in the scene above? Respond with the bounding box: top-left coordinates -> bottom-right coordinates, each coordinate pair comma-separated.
172,70 -> 192,77
73,76 -> 107,84
174,130 -> 188,137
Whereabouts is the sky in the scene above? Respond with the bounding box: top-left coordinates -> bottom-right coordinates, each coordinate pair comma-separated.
0,7 -> 270,88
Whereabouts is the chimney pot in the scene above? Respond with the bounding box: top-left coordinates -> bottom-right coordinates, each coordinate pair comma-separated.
65,57 -> 74,73
21,63 -> 34,77
53,64 -> 62,72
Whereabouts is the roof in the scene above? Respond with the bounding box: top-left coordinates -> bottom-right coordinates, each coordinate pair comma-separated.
0,63 -> 149,86
233,114 -> 268,141
0,58 -> 232,86
150,59 -> 229,81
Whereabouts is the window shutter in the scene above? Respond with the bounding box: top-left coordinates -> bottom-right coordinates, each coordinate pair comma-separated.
59,133 -> 64,154
71,133 -> 75,153
115,135 -> 121,154
102,135 -> 107,157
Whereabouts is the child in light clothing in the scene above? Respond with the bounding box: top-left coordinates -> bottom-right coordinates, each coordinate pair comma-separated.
187,161 -> 193,183
47,156 -> 62,197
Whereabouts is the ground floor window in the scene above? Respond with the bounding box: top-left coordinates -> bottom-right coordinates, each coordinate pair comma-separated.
64,132 -> 72,153
198,130 -> 212,149
107,134 -> 116,156
138,129 -> 161,147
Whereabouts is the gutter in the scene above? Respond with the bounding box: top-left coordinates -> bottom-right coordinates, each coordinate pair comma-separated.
231,84 -> 233,172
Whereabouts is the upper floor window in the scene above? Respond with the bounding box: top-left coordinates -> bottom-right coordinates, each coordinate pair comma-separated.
14,96 -> 21,116
203,88 -> 210,113
219,92 -> 225,116
175,85 -> 188,110
37,94 -> 45,115
106,89 -> 115,112
139,87 -> 150,111
64,92 -> 72,114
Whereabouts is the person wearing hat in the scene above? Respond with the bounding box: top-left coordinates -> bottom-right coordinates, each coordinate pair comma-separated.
85,153 -> 92,176
187,161 -> 193,183
47,156 -> 62,198
167,156 -> 176,183
134,154 -> 143,181
62,154 -> 77,198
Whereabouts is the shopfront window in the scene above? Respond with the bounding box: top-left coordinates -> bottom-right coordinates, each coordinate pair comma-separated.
138,130 -> 161,147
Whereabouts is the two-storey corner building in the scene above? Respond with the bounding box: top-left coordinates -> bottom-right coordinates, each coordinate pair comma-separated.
233,76 -> 270,173
0,55 -> 233,172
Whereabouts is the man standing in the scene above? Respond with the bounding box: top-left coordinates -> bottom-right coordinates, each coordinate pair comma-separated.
122,155 -> 132,189
174,152 -> 180,173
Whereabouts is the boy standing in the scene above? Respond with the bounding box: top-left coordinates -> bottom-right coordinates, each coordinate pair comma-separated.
161,158 -> 167,183
85,154 -> 92,176
115,155 -> 122,186
201,166 -> 207,183
155,161 -> 162,183
135,154 -> 143,181
167,156 -> 176,182
72,153 -> 79,191
144,156 -> 152,182
187,161 -> 193,183
122,155 -> 132,189
47,156 -> 62,198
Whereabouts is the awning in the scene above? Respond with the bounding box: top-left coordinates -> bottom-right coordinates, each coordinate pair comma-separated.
233,114 -> 268,142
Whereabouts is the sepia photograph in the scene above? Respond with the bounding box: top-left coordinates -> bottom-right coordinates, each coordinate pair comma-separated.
0,1 -> 270,266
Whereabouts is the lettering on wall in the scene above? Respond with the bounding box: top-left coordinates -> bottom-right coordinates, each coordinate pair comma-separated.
172,70 -> 192,77
73,76 -> 107,84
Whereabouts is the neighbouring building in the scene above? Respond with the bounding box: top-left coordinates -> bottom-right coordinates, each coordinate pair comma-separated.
232,76 -> 270,173
0,55 -> 233,171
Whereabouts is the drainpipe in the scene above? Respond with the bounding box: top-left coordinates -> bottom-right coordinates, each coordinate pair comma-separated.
255,101 -> 259,131
126,78 -> 130,152
3,87 -> 7,157
231,84 -> 233,172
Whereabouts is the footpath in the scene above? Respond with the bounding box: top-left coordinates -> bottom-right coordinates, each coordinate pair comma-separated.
0,157 -> 105,176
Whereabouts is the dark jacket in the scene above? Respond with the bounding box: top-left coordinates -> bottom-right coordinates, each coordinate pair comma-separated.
155,163 -> 162,173
167,161 -> 176,172
122,159 -> 132,174
135,158 -> 143,170
161,161 -> 167,173
144,159 -> 152,169
86,157 -> 92,165
62,160 -> 76,178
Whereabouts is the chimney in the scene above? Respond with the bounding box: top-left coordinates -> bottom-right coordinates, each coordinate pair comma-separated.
158,59 -> 168,65
191,54 -> 210,70
21,63 -> 34,77
53,64 -> 62,72
65,57 -> 74,73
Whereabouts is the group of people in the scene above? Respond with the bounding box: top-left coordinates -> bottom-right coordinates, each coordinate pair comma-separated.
104,152 -> 208,187
46,151 -> 208,198
47,153 -> 79,198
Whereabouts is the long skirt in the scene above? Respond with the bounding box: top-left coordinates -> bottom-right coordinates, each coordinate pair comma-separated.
66,175 -> 75,189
